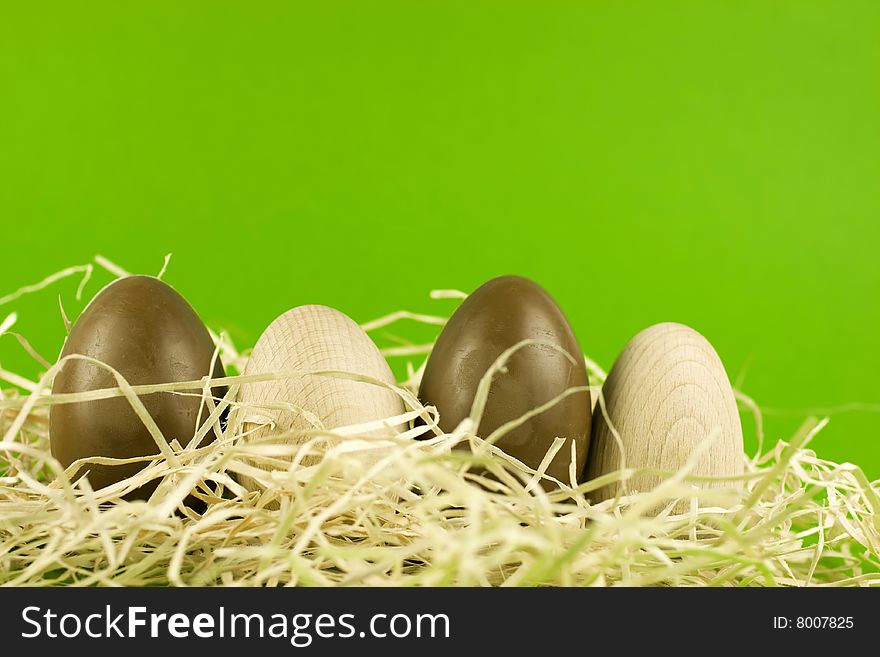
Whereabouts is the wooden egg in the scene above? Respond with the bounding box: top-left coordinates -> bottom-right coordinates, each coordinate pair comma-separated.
583,322 -> 743,506
234,305 -> 405,489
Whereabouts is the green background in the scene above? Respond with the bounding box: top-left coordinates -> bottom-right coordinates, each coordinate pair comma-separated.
1,2 -> 878,476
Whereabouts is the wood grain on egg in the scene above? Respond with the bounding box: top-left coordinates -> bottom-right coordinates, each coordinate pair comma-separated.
583,322 -> 743,504
234,305 -> 404,489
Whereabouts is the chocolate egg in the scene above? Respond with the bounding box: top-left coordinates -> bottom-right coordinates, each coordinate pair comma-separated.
49,276 -> 226,497
419,275 -> 591,485
233,305 -> 405,491
584,322 -> 743,506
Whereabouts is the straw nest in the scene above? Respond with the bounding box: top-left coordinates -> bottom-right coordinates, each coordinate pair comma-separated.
1,257 -> 878,587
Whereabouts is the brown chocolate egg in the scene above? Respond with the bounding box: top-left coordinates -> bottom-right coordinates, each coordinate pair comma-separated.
419,275 -> 591,485
49,275 -> 225,497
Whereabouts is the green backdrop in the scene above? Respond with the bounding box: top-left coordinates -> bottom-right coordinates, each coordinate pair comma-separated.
2,2 -> 878,476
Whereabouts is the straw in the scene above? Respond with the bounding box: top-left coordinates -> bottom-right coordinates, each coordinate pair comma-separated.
0,262 -> 877,586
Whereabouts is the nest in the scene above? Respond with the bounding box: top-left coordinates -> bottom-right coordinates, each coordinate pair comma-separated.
1,258 -> 878,586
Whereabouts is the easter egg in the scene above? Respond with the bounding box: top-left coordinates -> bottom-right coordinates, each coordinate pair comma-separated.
419,275 -> 591,486
49,275 -> 226,497
233,305 -> 405,490
583,322 -> 743,506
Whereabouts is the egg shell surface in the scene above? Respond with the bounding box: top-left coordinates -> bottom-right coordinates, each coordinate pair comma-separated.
419,275 -> 591,485
50,275 -> 226,496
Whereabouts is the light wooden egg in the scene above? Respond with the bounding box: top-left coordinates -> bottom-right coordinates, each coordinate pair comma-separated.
583,322 -> 743,507
233,305 -> 405,490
